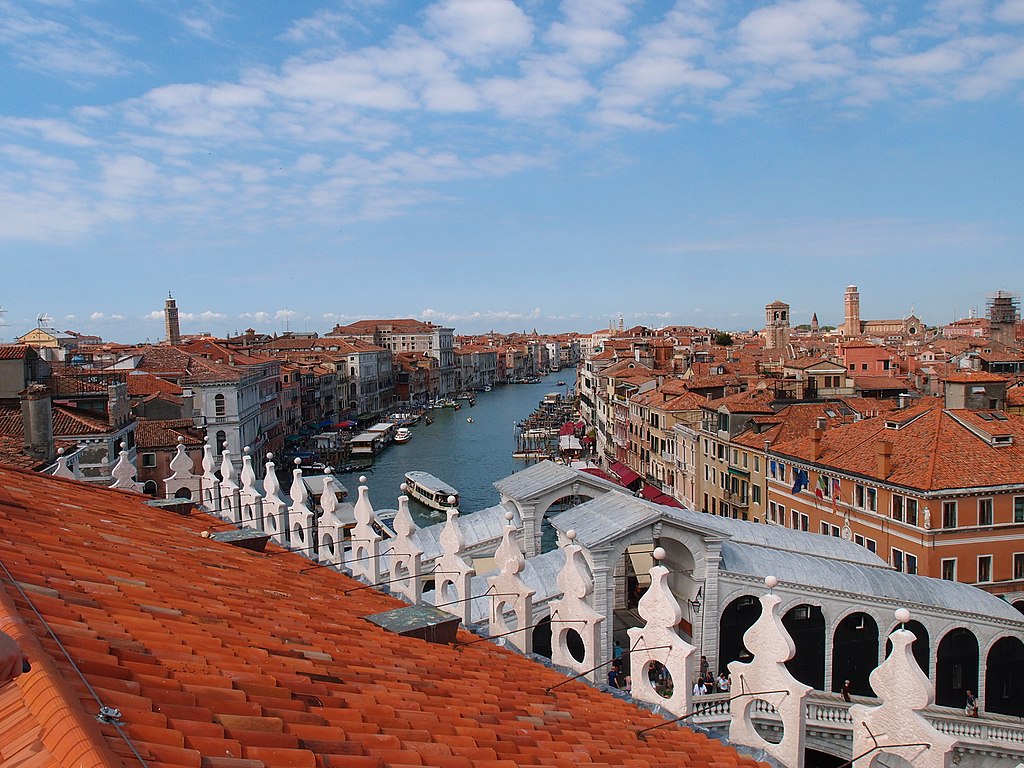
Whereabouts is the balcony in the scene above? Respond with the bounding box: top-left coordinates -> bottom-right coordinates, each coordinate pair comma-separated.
724,490 -> 749,508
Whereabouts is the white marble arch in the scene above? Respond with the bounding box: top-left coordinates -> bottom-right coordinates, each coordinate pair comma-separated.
581,520 -> 715,672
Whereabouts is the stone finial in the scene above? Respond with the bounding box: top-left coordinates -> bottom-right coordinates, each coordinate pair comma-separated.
487,511 -> 534,653
849,610 -> 955,768
350,479 -> 382,584
220,449 -> 237,489
110,442 -> 143,492
727,584 -> 811,768
52,447 -> 75,479
320,473 -> 338,517
168,437 -> 194,479
287,460 -> 312,546
549,533 -> 603,680
628,550 -> 694,716
433,506 -> 475,624
261,453 -> 289,544
387,493 -> 423,604
237,447 -> 261,525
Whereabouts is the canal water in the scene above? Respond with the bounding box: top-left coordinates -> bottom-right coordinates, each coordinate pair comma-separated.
342,369 -> 574,525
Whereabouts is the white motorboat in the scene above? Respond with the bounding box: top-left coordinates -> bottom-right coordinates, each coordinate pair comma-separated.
394,427 -> 412,444
403,471 -> 460,512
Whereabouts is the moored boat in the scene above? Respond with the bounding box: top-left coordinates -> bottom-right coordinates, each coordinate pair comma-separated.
403,471 -> 460,512
394,427 -> 412,444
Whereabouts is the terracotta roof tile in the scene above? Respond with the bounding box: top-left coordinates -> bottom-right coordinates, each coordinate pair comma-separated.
0,466 -> 767,768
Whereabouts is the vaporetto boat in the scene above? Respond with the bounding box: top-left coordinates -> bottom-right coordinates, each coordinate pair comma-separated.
403,471 -> 460,512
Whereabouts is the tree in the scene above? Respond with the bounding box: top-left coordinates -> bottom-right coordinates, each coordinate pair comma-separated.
714,332 -> 733,346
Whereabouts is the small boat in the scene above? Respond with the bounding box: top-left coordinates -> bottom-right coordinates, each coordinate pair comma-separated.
424,416 -> 433,426
394,427 -> 412,444
466,417 -> 473,423
557,381 -> 566,386
404,471 -> 460,512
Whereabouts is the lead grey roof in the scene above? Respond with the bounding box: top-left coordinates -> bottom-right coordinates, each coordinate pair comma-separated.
412,503 -> 511,561
492,460 -> 621,501
463,548 -> 567,623
720,541 -> 1024,623
549,492 -> 884,568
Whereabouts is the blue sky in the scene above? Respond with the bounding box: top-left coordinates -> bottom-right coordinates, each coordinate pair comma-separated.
1,0 -> 1022,343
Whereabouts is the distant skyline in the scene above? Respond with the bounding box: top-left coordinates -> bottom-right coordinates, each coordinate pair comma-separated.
2,1 -> 1022,343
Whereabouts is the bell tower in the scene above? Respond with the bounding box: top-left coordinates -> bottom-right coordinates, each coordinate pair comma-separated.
164,293 -> 181,346
843,285 -> 861,337
764,300 -> 790,351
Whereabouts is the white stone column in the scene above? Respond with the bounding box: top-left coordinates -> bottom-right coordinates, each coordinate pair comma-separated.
432,501 -> 475,624
350,477 -> 382,585
487,511 -> 535,654
387,492 -> 423,604
850,609 -> 955,768
628,547 -> 695,716
261,453 -> 289,546
549,531 -> 603,682
727,576 -> 811,768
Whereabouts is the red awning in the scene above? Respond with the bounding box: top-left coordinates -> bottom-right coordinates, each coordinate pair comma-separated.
608,461 -> 641,486
580,468 -> 621,485
639,485 -> 661,501
653,493 -> 684,509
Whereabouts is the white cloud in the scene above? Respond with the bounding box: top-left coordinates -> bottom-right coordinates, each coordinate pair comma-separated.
995,0 -> 1024,23
424,0 -> 534,60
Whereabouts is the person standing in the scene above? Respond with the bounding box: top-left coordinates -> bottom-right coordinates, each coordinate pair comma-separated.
966,690 -> 979,717
841,680 -> 852,703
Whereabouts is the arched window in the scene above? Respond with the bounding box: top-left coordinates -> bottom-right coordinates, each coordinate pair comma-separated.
782,604 -> 826,690
214,393 -> 226,417
986,636 -> 1024,716
935,627 -> 979,708
216,430 -> 227,455
718,595 -> 762,671
832,613 -> 879,696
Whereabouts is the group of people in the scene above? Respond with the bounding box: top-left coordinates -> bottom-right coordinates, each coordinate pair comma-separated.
692,655 -> 730,695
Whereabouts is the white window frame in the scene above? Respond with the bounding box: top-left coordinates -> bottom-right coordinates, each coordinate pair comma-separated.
979,497 -> 994,527
978,554 -> 993,583
941,558 -> 957,581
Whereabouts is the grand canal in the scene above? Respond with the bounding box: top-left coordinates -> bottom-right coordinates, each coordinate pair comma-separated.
343,369 -> 574,524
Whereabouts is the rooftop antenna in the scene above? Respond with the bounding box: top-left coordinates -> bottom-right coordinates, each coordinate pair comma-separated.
37,312 -> 53,328
0,306 -> 9,342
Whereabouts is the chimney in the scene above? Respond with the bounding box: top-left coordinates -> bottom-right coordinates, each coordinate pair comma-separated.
876,440 -> 893,478
810,427 -> 824,461
20,384 -> 55,464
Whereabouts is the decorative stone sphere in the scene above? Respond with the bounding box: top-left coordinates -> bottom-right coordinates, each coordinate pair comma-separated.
764,575 -> 779,590
120,441 -> 127,449
326,466 -> 334,474
895,608 -> 911,624
243,446 -> 250,454
400,482 -> 408,493
359,475 -> 367,484
57,447 -> 65,456
566,529 -> 576,541
505,510 -> 514,522
447,495 -> 456,505
653,546 -> 666,561
177,436 -> 184,444
294,457 -> 302,466
266,452 -> 274,460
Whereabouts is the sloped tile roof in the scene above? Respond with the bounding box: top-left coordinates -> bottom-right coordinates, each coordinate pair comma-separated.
772,406 -> 1024,491
0,467 -> 767,768
0,344 -> 32,359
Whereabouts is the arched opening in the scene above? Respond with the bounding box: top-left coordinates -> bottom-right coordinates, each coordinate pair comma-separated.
540,491 -> 592,553
214,393 -> 226,417
174,487 -> 192,500
215,430 -> 227,455
142,480 -> 159,497
985,636 -> 1024,716
783,604 -> 826,690
884,620 -> 929,676
832,612 -> 878,696
719,595 -> 762,671
1013,600 -> 1024,616
935,627 -> 979,709
533,615 -> 552,659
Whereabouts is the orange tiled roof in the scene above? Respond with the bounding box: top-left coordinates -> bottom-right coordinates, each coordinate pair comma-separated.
0,467 -> 767,768
134,419 -> 205,450
943,371 -> 1010,384
0,344 -> 32,359
772,405 -> 1024,491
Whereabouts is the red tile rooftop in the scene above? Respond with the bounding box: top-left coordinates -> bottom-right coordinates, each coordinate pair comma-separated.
0,466 -> 767,768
